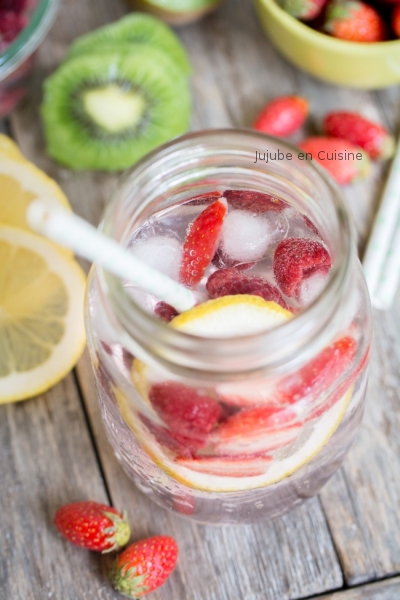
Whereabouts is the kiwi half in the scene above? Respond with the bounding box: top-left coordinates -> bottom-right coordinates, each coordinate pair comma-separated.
41,47 -> 191,172
66,13 -> 191,75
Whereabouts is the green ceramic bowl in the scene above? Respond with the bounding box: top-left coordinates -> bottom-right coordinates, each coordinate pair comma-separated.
255,0 -> 400,89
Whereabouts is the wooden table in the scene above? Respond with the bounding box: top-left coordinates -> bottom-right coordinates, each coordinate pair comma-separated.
1,0 -> 400,598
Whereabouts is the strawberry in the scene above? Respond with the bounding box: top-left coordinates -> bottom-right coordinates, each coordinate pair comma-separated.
154,301 -> 179,322
111,536 -> 178,598
224,189 -> 288,213
277,0 -> 327,19
273,237 -> 331,298
179,198 -> 227,286
324,0 -> 386,41
0,0 -> 27,11
253,96 -> 308,137
211,406 -> 301,456
54,501 -> 130,553
206,268 -> 289,309
298,137 -> 370,184
393,5 -> 400,36
141,416 -> 196,458
185,190 -> 223,205
323,111 -> 395,160
149,381 -> 222,438
176,455 -> 273,477
0,9 -> 27,47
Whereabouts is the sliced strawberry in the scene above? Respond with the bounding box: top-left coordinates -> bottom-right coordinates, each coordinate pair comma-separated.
211,406 -> 301,456
206,268 -> 289,309
279,336 -> 358,410
154,301 -> 179,322
185,190 -> 223,205
141,416 -> 200,457
149,381 -> 222,436
176,455 -> 272,477
179,198 -> 227,285
216,377 -> 280,408
273,237 -> 331,297
224,190 -> 288,214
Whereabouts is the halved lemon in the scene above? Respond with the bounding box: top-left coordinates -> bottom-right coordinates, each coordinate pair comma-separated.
0,226 -> 86,403
0,133 -> 25,160
0,152 -> 72,256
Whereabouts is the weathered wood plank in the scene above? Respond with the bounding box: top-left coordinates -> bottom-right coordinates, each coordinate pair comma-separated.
305,576 -> 400,599
0,375 -> 117,599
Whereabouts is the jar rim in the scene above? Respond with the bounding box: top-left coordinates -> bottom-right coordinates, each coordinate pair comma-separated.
0,0 -> 59,79
97,129 -> 356,379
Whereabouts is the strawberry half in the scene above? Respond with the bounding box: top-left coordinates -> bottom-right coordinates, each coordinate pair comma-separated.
54,501 -> 130,553
224,189 -> 288,213
179,198 -> 227,285
253,95 -> 309,136
111,536 -> 178,598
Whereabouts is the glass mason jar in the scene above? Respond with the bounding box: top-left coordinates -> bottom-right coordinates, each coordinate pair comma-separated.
85,130 -> 372,525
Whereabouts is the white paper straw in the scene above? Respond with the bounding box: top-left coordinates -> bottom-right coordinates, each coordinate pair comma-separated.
27,199 -> 197,313
373,215 -> 400,310
363,138 -> 400,301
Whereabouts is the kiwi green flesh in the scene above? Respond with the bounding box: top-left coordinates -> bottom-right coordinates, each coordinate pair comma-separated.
41,52 -> 191,172
66,13 -> 191,74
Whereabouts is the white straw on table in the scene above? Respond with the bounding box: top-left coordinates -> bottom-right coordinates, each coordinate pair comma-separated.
362,137 -> 400,303
373,215 -> 400,310
27,199 -> 197,313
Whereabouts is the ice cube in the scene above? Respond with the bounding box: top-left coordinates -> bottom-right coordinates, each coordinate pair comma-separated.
299,271 -> 327,306
220,210 -> 272,263
129,235 -> 182,281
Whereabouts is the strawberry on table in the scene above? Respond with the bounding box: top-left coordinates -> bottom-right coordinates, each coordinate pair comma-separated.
273,237 -> 331,298
253,95 -> 308,137
111,536 -> 178,598
324,0 -> 386,41
53,501 -> 130,553
323,111 -> 395,160
277,0 -> 327,19
298,137 -> 370,184
179,198 -> 227,286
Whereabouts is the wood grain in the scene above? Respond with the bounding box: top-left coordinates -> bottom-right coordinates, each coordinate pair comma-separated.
307,576 -> 400,599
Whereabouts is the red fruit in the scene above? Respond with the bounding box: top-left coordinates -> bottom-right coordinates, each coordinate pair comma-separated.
149,381 -> 222,437
324,0 -> 386,41
179,198 -> 227,286
154,301 -> 179,322
253,96 -> 308,137
212,406 -> 301,456
0,0 -> 27,12
185,190 -> 223,205
224,189 -> 288,213
298,137 -> 370,184
279,336 -> 358,408
141,416 -> 197,457
324,111 -> 394,160
54,501 -> 130,553
0,10 -> 27,46
176,455 -> 273,477
303,215 -> 320,236
112,536 -> 178,598
206,268 -> 289,309
393,5 -> 400,36
278,0 -> 328,19
273,237 -> 331,298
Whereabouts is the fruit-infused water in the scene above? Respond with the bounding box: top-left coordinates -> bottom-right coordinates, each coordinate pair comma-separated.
85,130 -> 372,524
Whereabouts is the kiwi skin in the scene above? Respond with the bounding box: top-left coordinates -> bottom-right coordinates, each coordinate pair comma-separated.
66,13 -> 191,75
41,48 -> 191,172
126,0 -> 224,25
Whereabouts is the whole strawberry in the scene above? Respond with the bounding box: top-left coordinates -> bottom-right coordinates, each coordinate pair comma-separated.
392,5 -> 400,36
111,535 -> 178,598
253,96 -> 308,137
324,111 -> 394,160
298,137 -> 370,184
324,0 -> 386,41
54,501 -> 130,553
278,0 -> 327,20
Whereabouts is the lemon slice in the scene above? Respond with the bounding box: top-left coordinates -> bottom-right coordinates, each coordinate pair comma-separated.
0,152 -> 72,256
0,134 -> 25,160
0,226 -> 86,403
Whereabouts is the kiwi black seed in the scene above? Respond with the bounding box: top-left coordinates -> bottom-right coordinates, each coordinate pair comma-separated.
41,48 -> 191,172
66,12 -> 191,75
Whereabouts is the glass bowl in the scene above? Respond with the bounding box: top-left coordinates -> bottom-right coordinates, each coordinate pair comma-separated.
0,0 -> 59,118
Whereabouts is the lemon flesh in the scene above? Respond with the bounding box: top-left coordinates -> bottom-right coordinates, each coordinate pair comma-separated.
0,227 -> 86,403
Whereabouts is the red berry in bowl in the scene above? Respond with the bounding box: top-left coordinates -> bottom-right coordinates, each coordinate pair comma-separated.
253,95 -> 309,137
54,501 -> 130,553
392,5 -> 400,36
111,536 -> 178,598
273,237 -> 331,298
298,137 -> 370,184
324,0 -> 386,42
323,111 -> 395,160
